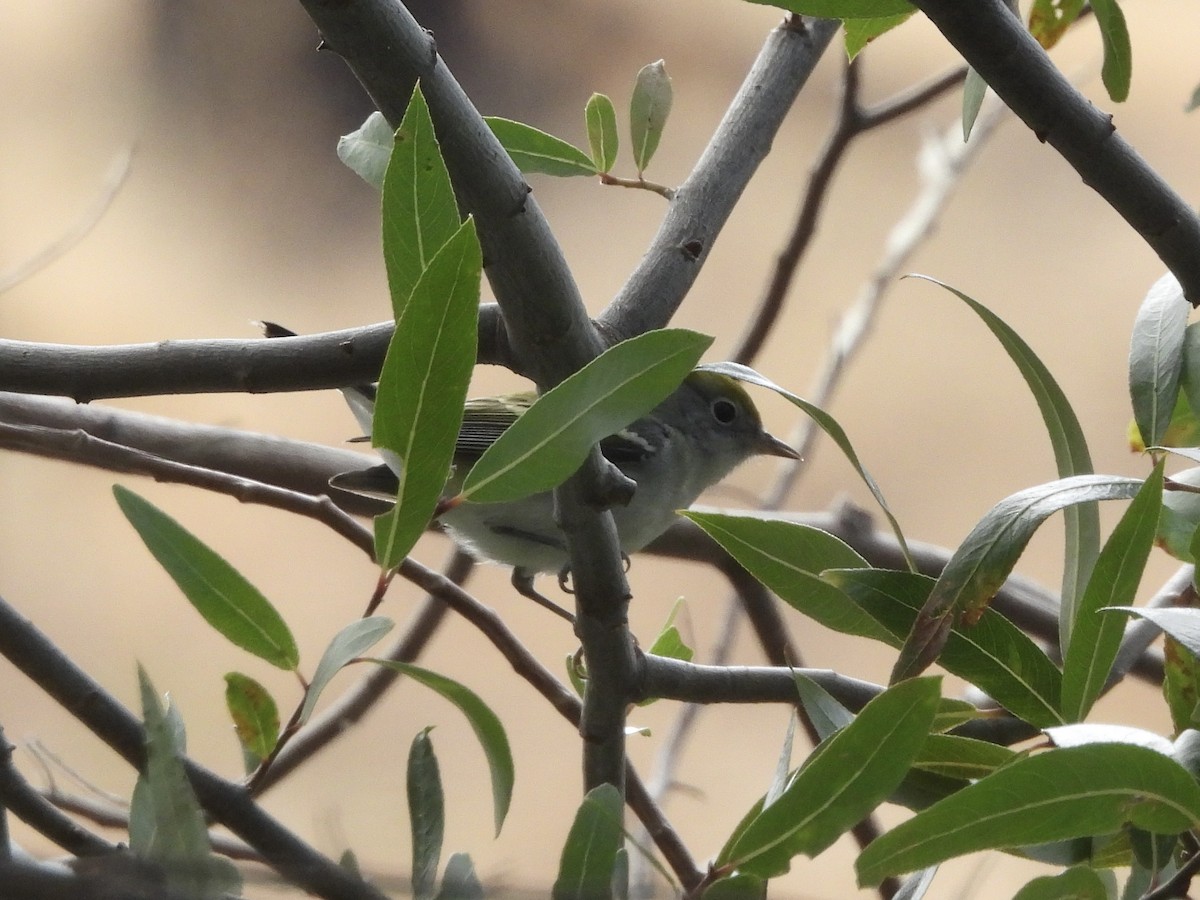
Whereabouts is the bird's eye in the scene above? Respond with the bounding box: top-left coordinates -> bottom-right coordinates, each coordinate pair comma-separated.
711,397 -> 739,425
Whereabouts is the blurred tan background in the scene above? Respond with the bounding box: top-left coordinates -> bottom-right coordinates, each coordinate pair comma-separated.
4,1 -> 1200,897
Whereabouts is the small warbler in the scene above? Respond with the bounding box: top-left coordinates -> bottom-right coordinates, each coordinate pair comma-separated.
332,370 -> 797,618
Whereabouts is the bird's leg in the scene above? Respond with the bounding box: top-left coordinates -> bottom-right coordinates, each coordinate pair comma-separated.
511,568 -> 575,623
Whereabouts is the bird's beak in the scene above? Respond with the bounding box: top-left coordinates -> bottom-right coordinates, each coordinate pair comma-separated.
758,431 -> 800,459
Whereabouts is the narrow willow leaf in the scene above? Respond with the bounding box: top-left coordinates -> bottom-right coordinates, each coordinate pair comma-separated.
1106,606 -> 1200,660
223,672 -> 280,772
461,329 -> 712,503
1130,394 -> 1200,452
630,61 -> 672,173
931,699 -> 980,734
793,671 -> 855,741
856,744 -> 1200,886
299,617 -> 394,724
720,677 -> 940,878
683,513 -> 891,643
383,86 -> 460,317
484,117 -> 597,176
1012,866 -> 1110,900
646,600 -> 692,663
367,660 -> 514,835
409,728 -> 444,900
1061,461 -> 1163,721
337,111 -> 395,191
1045,723 -> 1173,755
697,361 -> 913,568
1028,0 -> 1085,49
892,475 -> 1142,682
894,867 -> 939,900
1156,465 -> 1200,561
132,667 -> 241,899
742,0 -> 914,16
826,568 -> 1064,727
1129,272 -> 1188,449
766,716 -> 798,808
701,873 -> 766,899
1188,83 -> 1200,113
843,12 -> 916,58
1090,0 -> 1132,102
373,218 -> 481,569
436,853 -> 484,900
552,783 -> 624,900
585,93 -> 619,174
1178,323 -> 1200,423
909,276 -> 1098,656
113,486 -> 299,670
914,734 -> 1016,781
1164,635 -> 1200,734
961,67 -> 987,141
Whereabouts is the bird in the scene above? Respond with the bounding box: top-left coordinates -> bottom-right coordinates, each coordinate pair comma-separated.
331,369 -> 798,620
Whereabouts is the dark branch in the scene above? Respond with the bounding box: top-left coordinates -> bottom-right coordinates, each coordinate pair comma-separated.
911,0 -> 1200,304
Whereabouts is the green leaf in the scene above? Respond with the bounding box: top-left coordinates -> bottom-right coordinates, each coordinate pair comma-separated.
552,783 -> 624,900
337,111 -> 395,191
701,873 -> 766,899
843,12 -> 917,58
1106,606 -> 1200,660
1045,723 -> 1172,754
1061,460 -> 1163,721
367,660 -> 514,836
892,475 -> 1142,682
1164,635 -> 1200,734
742,0 -> 915,16
373,218 -> 481,568
856,744 -> 1200,886
299,616 -> 394,724
1178,323 -> 1200,425
460,329 -> 713,503
645,600 -> 693,663
409,728 -> 444,900
113,486 -> 299,670
585,93 -> 619,174
1012,866 -> 1110,900
1188,82 -> 1200,113
131,667 -> 241,899
792,671 -> 855,740
383,86 -> 461,317
826,568 -> 1065,727
436,853 -> 484,900
720,677 -> 941,877
1028,0 -> 1085,49
914,734 -> 1016,781
1156,464 -> 1200,561
910,276 -> 1098,656
682,513 -> 890,643
1090,0 -> 1132,102
961,67 -> 987,141
223,672 -> 280,772
630,61 -> 672,174
696,361 -> 913,568
484,117 -> 597,177
1130,272 -> 1188,450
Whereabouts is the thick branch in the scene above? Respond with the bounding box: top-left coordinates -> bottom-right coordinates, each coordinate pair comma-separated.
911,0 -> 1200,304
0,308 -> 518,401
597,16 -> 840,341
298,0 -> 601,389
0,594 -> 388,900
